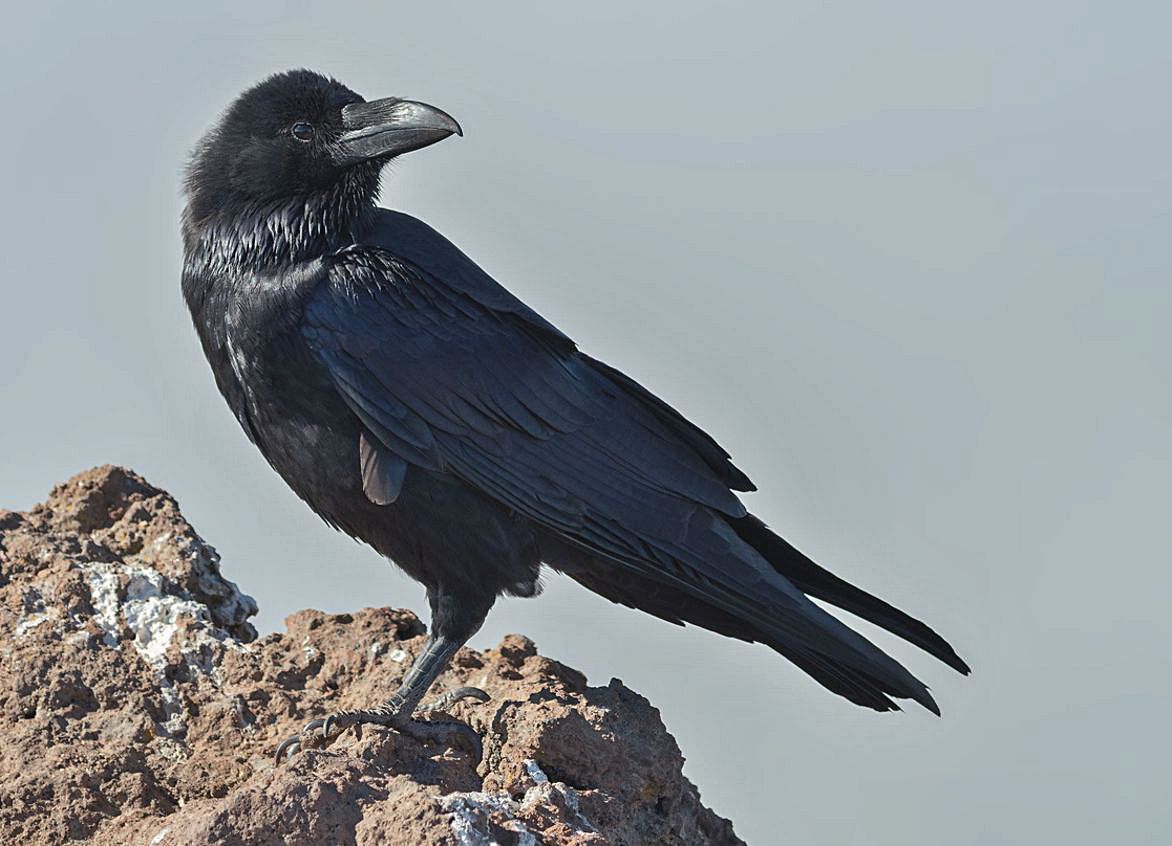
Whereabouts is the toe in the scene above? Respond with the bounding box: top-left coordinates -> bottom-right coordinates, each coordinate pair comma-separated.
321,713 -> 340,739
417,686 -> 491,714
274,718 -> 328,765
274,736 -> 300,765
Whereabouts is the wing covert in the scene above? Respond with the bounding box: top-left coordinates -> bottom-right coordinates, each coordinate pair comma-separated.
302,249 -> 756,582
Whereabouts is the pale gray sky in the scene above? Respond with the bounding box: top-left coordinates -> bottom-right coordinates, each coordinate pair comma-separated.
2,2 -> 1169,843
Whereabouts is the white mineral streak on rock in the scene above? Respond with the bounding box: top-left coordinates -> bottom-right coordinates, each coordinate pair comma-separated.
14,612 -> 51,637
301,635 -> 318,661
172,532 -> 257,634
438,759 -> 595,846
15,585 -> 54,637
440,792 -> 538,846
523,759 -> 548,784
75,559 -> 248,735
82,564 -> 123,647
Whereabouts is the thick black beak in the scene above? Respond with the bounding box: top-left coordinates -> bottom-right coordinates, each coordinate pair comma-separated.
332,98 -> 462,166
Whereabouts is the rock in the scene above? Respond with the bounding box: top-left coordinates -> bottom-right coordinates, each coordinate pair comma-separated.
0,467 -> 743,845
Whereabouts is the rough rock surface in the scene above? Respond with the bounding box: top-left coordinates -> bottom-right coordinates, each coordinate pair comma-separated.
0,466 -> 743,845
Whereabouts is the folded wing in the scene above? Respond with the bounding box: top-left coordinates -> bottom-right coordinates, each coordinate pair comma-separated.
301,215 -> 961,712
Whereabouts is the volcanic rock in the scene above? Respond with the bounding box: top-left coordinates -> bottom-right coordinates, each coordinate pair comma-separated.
0,466 -> 742,845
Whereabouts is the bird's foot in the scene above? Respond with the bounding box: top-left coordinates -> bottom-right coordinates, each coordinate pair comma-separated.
274,686 -> 489,765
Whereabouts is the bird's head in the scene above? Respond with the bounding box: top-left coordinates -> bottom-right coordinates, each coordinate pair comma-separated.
182,69 -> 461,265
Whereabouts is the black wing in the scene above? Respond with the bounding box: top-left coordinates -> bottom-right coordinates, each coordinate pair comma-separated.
302,211 -> 952,712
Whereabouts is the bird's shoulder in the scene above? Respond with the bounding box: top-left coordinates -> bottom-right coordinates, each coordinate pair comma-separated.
320,209 -> 570,342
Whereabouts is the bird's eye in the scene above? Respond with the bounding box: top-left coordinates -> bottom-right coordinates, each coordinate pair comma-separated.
290,122 -> 315,142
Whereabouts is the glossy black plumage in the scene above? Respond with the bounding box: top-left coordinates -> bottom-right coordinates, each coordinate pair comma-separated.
183,70 -> 968,725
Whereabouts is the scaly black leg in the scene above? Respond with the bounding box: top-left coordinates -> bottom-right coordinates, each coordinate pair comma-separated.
276,585 -> 492,763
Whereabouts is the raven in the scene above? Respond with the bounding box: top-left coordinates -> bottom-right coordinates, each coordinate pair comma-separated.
182,70 -> 968,760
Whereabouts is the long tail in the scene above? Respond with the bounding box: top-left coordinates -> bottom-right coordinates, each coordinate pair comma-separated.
547,514 -> 968,714
732,513 -> 971,676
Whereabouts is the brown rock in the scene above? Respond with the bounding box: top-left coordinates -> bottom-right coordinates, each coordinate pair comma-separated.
0,467 -> 742,845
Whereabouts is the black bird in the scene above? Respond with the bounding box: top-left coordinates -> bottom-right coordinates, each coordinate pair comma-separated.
182,70 -> 969,760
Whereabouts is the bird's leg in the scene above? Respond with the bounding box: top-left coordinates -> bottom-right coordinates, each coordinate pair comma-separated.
323,634 -> 482,734
276,586 -> 492,763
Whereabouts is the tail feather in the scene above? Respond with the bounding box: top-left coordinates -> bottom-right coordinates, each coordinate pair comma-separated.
733,514 -> 970,675
544,520 -> 959,715
750,588 -> 942,714
781,647 -> 902,713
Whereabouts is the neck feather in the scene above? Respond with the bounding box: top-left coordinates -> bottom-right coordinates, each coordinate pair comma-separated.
183,167 -> 379,271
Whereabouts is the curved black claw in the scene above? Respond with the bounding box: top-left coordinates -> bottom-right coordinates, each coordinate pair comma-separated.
274,717 -> 326,765
417,686 -> 490,715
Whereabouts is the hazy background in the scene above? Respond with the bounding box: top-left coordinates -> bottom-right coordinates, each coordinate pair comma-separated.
2,2 -> 1169,842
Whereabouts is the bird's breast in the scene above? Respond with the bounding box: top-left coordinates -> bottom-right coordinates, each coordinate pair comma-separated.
196,261 -> 361,504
